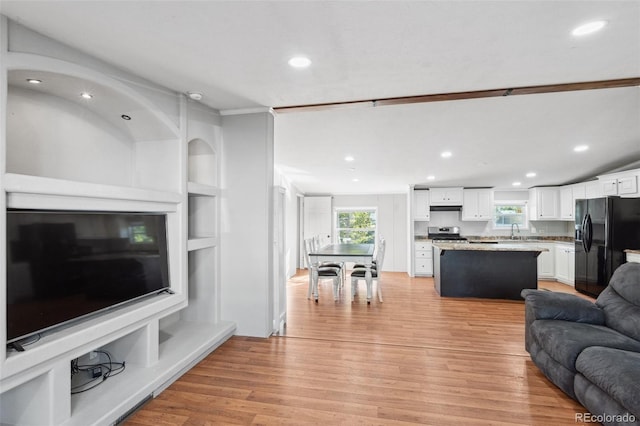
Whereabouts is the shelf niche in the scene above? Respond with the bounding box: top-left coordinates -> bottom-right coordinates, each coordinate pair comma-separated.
6,69 -> 180,193
188,138 -> 217,187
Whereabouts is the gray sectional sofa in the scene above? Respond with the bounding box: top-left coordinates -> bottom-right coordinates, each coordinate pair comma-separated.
522,262 -> 640,426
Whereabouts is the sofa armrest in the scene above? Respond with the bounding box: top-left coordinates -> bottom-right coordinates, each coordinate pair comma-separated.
521,289 -> 605,324
520,289 -> 605,354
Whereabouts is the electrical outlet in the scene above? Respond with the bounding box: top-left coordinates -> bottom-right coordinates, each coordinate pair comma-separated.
89,351 -> 97,360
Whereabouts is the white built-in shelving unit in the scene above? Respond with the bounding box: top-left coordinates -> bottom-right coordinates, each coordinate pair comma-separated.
0,18 -> 234,425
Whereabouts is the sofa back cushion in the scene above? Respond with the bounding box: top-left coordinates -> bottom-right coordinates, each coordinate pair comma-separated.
596,263 -> 640,341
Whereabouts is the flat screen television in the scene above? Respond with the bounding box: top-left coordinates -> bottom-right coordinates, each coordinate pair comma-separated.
6,210 -> 170,345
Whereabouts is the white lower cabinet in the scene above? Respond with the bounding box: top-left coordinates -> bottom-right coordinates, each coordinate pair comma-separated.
414,241 -> 433,276
555,243 -> 575,286
537,243 -> 555,279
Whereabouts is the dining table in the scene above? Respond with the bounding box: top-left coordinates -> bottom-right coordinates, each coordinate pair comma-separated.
308,243 -> 375,302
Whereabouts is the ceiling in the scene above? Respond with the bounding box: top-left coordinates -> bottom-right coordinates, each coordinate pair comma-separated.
1,1 -> 639,194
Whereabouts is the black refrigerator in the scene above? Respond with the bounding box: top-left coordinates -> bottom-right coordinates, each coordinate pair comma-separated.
575,196 -> 640,297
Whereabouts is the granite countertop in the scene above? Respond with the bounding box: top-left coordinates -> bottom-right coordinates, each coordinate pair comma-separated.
433,242 -> 550,252
625,249 -> 640,255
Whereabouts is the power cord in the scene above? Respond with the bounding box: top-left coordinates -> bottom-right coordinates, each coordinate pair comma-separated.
71,350 -> 125,394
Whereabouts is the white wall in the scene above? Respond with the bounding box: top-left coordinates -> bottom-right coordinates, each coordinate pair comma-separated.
332,193 -> 408,272
220,111 -> 274,337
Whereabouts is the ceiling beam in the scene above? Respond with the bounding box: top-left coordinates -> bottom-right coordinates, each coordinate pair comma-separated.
273,77 -> 640,113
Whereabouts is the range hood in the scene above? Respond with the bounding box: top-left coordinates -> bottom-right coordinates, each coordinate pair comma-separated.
430,205 -> 462,212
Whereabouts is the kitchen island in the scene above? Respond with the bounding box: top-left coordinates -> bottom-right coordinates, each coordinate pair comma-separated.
433,242 -> 548,300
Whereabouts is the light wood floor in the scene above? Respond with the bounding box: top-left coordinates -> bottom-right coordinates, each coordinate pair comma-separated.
126,271 -> 594,425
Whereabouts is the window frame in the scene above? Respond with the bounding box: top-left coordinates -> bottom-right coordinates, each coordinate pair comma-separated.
334,207 -> 378,244
492,200 -> 529,230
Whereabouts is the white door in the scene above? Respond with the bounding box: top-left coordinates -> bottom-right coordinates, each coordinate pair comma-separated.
302,196 -> 332,266
273,187 -> 287,334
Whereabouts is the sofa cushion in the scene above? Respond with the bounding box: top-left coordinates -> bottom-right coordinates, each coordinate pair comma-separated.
597,263 -> 640,342
574,375 -> 640,426
575,346 -> 640,420
529,340 -> 579,399
530,320 -> 640,372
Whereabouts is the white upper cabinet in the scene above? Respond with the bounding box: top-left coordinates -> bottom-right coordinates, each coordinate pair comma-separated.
413,189 -> 430,221
529,187 -> 560,220
559,183 -> 586,220
462,189 -> 493,221
585,180 -> 603,199
560,186 -> 573,220
599,171 -> 639,197
429,187 -> 463,205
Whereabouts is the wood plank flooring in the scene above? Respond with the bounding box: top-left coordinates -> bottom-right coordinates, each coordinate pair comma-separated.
126,271 -> 594,425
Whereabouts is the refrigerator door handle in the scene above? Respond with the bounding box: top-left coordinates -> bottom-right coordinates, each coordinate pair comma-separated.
580,214 -> 588,252
585,214 -> 593,252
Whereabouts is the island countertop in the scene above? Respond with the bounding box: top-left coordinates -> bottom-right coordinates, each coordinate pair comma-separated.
433,242 -> 550,252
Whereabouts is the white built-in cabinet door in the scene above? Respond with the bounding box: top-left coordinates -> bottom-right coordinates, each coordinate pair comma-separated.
585,180 -> 603,199
600,174 -> 638,197
554,244 -> 575,286
568,247 -> 576,284
555,245 -> 568,282
462,189 -> 493,221
618,175 -> 638,195
537,243 -> 555,279
429,187 -> 463,205
413,189 -> 430,220
530,188 -> 560,220
601,179 -> 618,196
414,241 -> 433,276
303,196 -> 332,246
560,184 -> 585,220
560,187 -> 573,220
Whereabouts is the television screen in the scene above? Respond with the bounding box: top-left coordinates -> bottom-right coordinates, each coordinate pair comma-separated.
6,210 -> 170,343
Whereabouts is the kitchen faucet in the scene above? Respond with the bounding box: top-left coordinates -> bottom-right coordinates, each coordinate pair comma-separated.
510,223 -> 520,240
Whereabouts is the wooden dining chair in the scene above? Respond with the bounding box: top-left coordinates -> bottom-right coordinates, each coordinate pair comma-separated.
351,238 -> 386,304
304,238 -> 342,302
312,235 -> 345,287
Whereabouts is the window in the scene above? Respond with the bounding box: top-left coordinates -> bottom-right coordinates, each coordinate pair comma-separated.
493,202 -> 528,229
335,209 -> 376,243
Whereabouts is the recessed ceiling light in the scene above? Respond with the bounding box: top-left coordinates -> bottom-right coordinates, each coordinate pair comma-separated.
572,20 -> 607,36
345,155 -> 354,162
121,114 -> 132,121
288,56 -> 311,68
574,145 -> 589,152
187,92 -> 203,101
26,78 -> 42,84
427,175 -> 435,181
352,178 -> 359,182
526,172 -> 537,178
512,181 -> 522,187
348,167 -> 356,172
80,92 -> 93,99
441,151 -> 452,158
